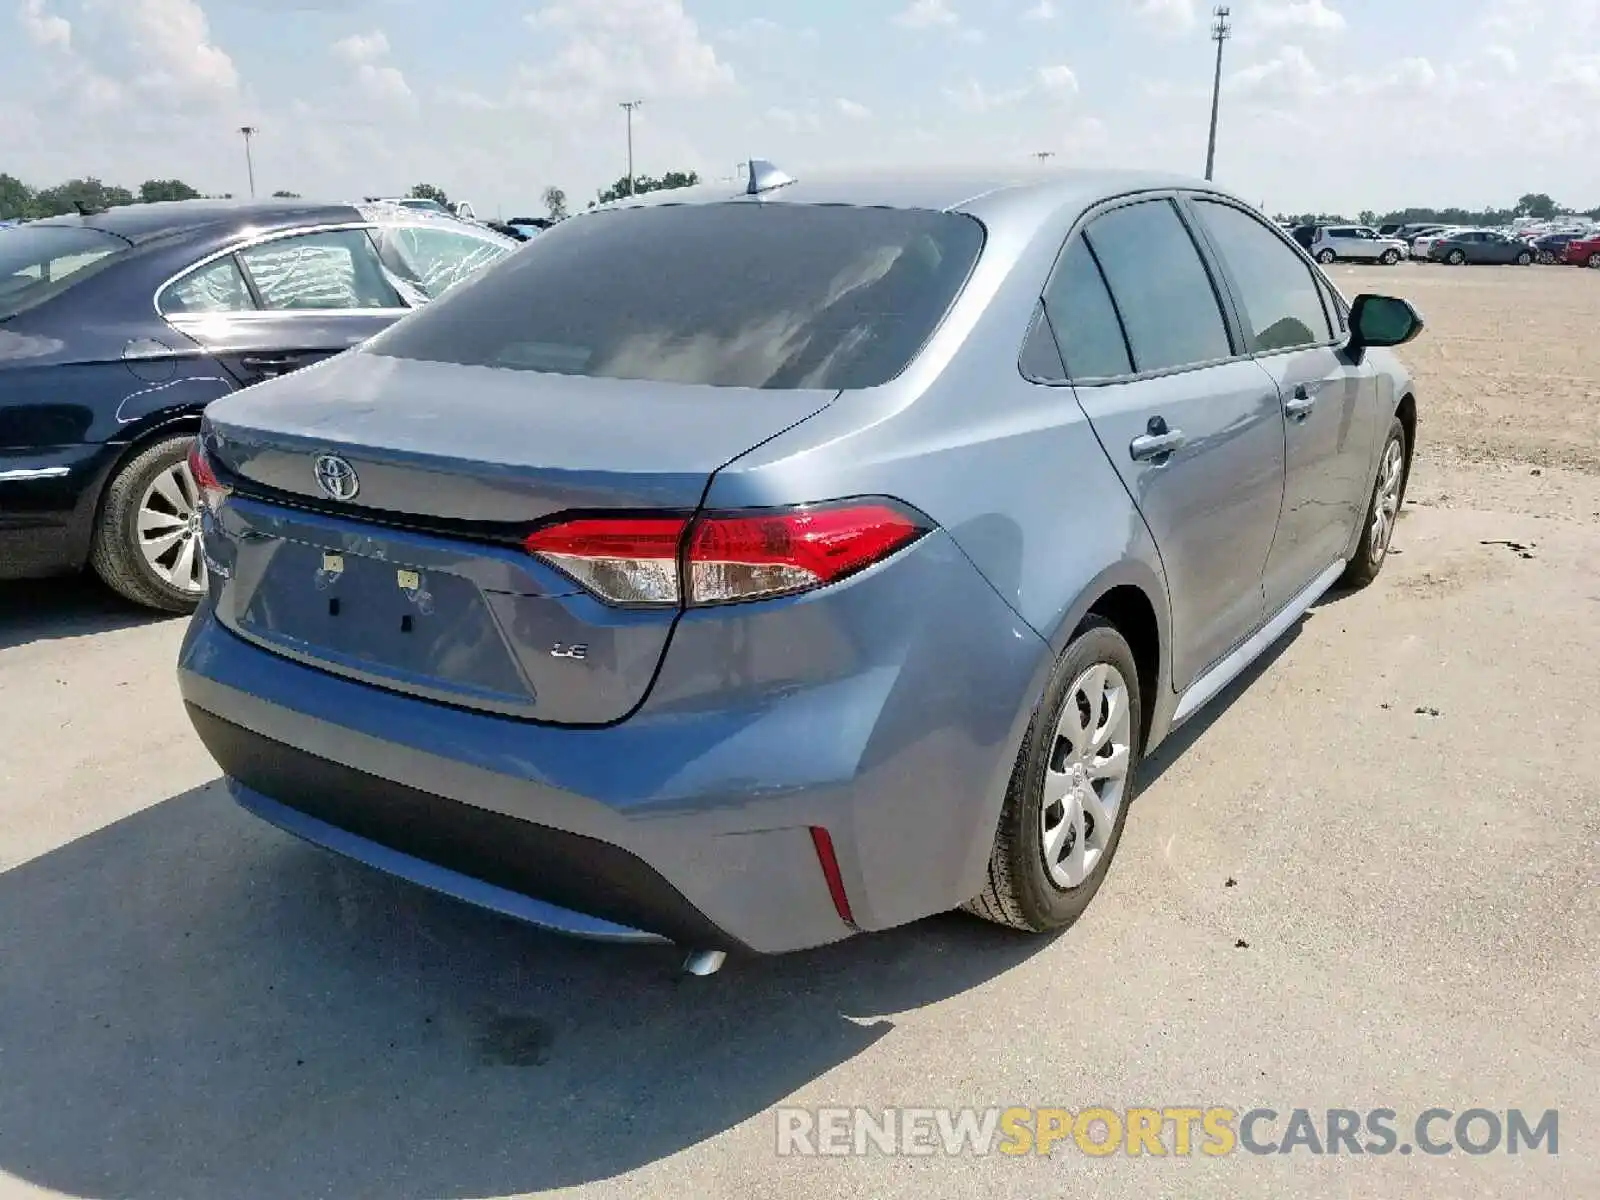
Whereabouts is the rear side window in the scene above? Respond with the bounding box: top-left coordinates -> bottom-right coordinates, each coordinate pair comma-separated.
238,230 -> 402,311
372,226 -> 511,301
1082,200 -> 1232,373
1191,200 -> 1333,353
160,257 -> 256,314
1040,236 -> 1132,380
0,226 -> 127,319
368,203 -> 985,391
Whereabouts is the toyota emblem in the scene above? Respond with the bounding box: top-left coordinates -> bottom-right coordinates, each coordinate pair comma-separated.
313,454 -> 360,501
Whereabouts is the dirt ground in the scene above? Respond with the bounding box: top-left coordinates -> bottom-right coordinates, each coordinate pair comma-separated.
0,262 -> 1596,1200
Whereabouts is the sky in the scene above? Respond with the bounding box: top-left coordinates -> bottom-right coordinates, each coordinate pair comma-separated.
3,0 -> 1598,218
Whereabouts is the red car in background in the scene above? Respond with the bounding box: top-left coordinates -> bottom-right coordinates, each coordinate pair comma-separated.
1563,234 -> 1600,267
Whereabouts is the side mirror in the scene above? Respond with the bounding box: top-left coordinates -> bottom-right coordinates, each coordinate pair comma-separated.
1348,294 -> 1424,356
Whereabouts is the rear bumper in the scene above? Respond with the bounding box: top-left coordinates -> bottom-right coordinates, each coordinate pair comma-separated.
178,530 -> 1051,954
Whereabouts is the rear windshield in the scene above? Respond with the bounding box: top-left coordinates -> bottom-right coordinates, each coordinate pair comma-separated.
0,226 -> 128,319
367,202 -> 985,390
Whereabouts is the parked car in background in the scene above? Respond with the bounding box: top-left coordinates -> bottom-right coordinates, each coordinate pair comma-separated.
1562,233 -> 1600,268
1426,229 -> 1536,265
1533,231 -> 1586,263
1410,227 -> 1463,260
369,197 -> 480,222
1307,225 -> 1408,264
178,166 -> 1423,965
0,199 -> 513,611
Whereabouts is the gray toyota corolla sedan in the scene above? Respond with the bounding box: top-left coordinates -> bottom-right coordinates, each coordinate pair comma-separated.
177,164 -> 1423,969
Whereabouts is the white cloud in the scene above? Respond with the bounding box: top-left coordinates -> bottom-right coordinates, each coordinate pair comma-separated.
332,30 -> 390,65
943,78 -> 1029,112
1483,44 -> 1519,74
835,97 -> 872,120
1022,0 -> 1057,20
91,0 -> 240,101
765,105 -> 821,134
1251,0 -> 1346,32
20,0 -> 72,49
1131,0 -> 1198,33
1037,64 -> 1079,97
1551,53 -> 1600,93
516,0 -> 736,117
893,0 -> 959,29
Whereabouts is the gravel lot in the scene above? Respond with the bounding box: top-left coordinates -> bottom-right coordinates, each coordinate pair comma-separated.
1,263 -> 1596,1199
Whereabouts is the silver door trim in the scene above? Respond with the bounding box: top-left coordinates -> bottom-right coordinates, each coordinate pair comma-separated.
1172,557 -> 1344,726
0,466 -> 72,482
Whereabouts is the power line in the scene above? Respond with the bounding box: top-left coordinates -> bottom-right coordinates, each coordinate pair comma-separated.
1204,6 -> 1231,182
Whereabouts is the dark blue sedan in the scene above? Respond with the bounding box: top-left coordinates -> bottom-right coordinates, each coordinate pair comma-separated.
0,200 -> 512,610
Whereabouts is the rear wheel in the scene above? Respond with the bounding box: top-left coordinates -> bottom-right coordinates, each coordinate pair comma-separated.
89,434 -> 208,613
1380,249 -> 1400,265
1539,251 -> 1556,265
1340,417 -> 1407,589
1589,253 -> 1600,269
1316,249 -> 1336,264
1516,251 -> 1533,266
967,619 -> 1141,933
1448,249 -> 1467,265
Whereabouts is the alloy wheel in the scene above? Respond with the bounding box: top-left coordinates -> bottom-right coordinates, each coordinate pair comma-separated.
1040,662 -> 1133,889
136,459 -> 208,594
1369,437 -> 1404,566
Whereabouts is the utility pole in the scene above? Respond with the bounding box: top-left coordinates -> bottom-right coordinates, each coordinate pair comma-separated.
239,126 -> 258,198
1204,6 -> 1231,182
619,100 -> 643,195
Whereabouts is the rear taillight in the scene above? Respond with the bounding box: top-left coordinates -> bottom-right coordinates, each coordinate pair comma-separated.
522,501 -> 928,608
187,439 -> 231,513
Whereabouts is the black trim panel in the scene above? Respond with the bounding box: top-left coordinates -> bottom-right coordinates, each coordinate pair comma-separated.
186,703 -> 744,951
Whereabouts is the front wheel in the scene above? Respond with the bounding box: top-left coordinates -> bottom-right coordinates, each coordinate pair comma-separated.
1448,249 -> 1467,265
1340,417 -> 1407,589
1539,251 -> 1556,265
1516,251 -> 1533,265
1589,253 -> 1600,269
89,434 -> 208,613
1381,249 -> 1400,265
1316,249 -> 1336,264
967,619 -> 1142,933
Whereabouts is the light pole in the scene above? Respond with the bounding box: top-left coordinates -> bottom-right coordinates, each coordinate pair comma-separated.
1204,6 -> 1231,181
1032,151 -> 1056,162
619,100 -> 643,195
239,126 -> 258,198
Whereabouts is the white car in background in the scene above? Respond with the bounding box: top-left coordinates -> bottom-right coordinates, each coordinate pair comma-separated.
1411,227 -> 1466,261
1308,225 -> 1408,265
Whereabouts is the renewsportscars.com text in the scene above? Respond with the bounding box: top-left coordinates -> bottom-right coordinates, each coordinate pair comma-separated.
776,1106 -> 1559,1158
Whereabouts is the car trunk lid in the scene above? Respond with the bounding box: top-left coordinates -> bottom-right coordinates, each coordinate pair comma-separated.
202,350 -> 839,723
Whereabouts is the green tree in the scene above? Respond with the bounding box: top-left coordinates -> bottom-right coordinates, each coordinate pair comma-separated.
31,178 -> 135,217
271,189 -> 302,199
408,182 -> 450,208
542,185 -> 568,221
1514,193 -> 1557,219
138,179 -> 201,204
0,173 -> 36,220
590,169 -> 700,207
1358,210 -> 1378,226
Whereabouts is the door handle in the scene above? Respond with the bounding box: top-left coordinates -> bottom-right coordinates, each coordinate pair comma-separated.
1284,385 -> 1316,421
240,353 -> 300,375
1130,430 -> 1188,462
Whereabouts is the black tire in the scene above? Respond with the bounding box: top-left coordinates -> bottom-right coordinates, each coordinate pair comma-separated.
89,433 -> 205,614
1516,251 -> 1533,265
1589,253 -> 1600,269
1381,249 -> 1400,265
1539,251 -> 1556,265
967,618 -> 1143,933
1448,249 -> 1466,265
1316,249 -> 1336,264
1340,416 -> 1407,589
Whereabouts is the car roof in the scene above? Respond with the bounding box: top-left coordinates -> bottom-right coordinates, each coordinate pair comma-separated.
596,165 -> 1218,219
29,199 -> 364,245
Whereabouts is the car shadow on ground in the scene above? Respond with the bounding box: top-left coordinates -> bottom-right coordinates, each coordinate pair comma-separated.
0,782 -> 1054,1200
0,576 -> 179,651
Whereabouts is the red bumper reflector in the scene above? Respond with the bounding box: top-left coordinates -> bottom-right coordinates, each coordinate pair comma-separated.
810,826 -> 855,926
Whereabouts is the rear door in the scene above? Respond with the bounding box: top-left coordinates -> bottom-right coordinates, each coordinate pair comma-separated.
1045,197 -> 1287,691
159,227 -> 408,387
1186,195 -> 1380,614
